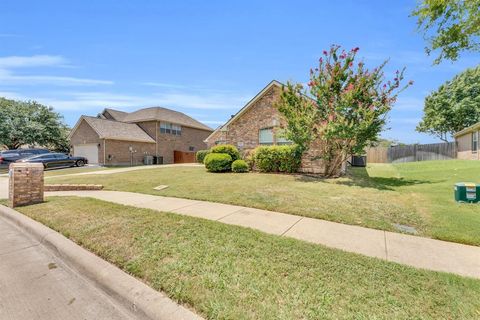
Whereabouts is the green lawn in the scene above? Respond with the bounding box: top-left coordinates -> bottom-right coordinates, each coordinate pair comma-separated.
11,197 -> 480,320
49,160 -> 480,246
44,166 -> 109,177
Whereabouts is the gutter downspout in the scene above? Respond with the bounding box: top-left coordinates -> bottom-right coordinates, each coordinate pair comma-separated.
103,139 -> 106,165
156,121 -> 159,157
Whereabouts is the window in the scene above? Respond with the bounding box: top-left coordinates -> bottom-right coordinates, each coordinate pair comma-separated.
172,124 -> 182,135
259,128 -> 274,145
189,146 -> 195,151
473,131 -> 478,153
276,129 -> 293,145
160,122 -> 181,135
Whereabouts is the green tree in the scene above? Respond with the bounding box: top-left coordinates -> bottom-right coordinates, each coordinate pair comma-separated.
0,97 -> 70,151
412,0 -> 480,63
417,65 -> 480,141
276,45 -> 411,177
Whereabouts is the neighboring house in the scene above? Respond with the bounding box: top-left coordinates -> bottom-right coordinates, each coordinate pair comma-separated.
69,107 -> 213,165
206,80 -> 326,173
454,122 -> 480,160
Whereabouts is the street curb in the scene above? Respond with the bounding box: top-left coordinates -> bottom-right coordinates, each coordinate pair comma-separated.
0,204 -> 203,320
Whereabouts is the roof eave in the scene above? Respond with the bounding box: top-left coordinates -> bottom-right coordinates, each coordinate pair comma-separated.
205,80 -> 283,142
454,122 -> 480,137
101,137 -> 156,143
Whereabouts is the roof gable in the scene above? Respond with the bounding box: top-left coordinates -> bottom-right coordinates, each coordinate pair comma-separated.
69,116 -> 155,143
205,80 -> 283,142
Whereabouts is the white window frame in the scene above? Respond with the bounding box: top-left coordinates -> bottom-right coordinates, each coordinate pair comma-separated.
160,122 -> 181,135
473,131 -> 478,153
259,127 -> 274,145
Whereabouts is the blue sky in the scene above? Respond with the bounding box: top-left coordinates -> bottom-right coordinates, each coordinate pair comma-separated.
0,0 -> 478,143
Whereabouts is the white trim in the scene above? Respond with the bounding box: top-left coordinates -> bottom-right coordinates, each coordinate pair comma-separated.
454,122 -> 480,138
102,137 -> 157,143
205,80 -> 283,142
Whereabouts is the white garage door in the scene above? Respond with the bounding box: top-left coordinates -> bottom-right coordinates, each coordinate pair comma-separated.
73,144 -> 99,164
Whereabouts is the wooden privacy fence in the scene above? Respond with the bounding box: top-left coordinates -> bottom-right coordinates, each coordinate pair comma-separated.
366,142 -> 457,163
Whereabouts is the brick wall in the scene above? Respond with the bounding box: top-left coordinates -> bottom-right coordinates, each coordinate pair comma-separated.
206,85 -> 328,173
104,140 -> 156,166
9,163 -> 44,208
70,119 -> 102,162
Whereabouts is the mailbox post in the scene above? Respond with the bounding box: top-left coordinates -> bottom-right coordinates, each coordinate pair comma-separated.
9,163 -> 44,208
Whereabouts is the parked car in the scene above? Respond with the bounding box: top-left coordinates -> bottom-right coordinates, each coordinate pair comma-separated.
0,148 -> 50,167
17,153 -> 88,169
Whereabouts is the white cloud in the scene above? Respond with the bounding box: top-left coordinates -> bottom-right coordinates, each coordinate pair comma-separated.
0,71 -> 113,86
391,117 -> 422,125
0,55 -> 113,86
141,82 -> 188,89
18,89 -> 248,112
0,55 -> 68,68
393,96 -> 424,111
152,92 -> 249,110
200,120 -> 225,125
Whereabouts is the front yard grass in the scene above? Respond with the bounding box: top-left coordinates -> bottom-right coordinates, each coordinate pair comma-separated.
12,197 -> 480,319
48,160 -> 480,246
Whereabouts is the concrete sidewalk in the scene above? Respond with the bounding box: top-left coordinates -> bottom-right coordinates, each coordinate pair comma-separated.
0,215 -> 133,320
48,190 -> 480,279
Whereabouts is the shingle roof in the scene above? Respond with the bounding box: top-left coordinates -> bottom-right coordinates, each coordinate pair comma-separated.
121,107 -> 213,131
82,116 -> 155,143
104,108 -> 128,121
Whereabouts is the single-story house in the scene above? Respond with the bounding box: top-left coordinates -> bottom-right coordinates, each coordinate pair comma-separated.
454,122 -> 479,160
69,107 -> 213,165
205,80 -> 327,173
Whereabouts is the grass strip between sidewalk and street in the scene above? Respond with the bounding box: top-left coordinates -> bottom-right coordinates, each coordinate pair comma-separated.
10,196 -> 480,320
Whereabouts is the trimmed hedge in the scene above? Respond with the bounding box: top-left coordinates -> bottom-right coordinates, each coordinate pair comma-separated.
210,144 -> 240,161
204,153 -> 233,172
196,150 -> 210,163
231,159 -> 249,173
251,145 -> 302,173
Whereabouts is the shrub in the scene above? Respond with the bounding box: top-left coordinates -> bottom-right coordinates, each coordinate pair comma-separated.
251,145 -> 302,173
204,153 -> 232,172
196,150 -> 210,163
231,159 -> 249,173
210,144 -> 240,161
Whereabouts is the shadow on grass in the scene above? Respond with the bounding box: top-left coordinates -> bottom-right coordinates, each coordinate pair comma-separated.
294,167 -> 443,191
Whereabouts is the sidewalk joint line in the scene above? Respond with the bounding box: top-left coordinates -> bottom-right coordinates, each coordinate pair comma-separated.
281,217 -> 304,236
0,243 -> 40,257
383,231 -> 388,260
169,201 -> 202,212
216,208 -> 245,221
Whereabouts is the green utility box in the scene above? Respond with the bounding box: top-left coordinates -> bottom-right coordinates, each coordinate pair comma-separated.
454,183 -> 480,203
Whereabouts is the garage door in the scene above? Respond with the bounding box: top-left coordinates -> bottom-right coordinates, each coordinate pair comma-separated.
73,144 -> 99,164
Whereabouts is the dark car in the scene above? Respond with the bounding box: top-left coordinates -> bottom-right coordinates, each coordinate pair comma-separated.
0,148 -> 50,167
17,153 -> 88,169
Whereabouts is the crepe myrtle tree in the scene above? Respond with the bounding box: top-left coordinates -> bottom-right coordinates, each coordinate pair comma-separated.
276,45 -> 412,177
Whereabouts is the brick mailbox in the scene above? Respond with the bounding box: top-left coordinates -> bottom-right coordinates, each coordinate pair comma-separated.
9,163 -> 44,208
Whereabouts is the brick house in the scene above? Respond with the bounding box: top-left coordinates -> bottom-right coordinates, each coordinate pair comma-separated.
454,122 -> 480,160
205,80 -> 327,173
69,107 -> 213,166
